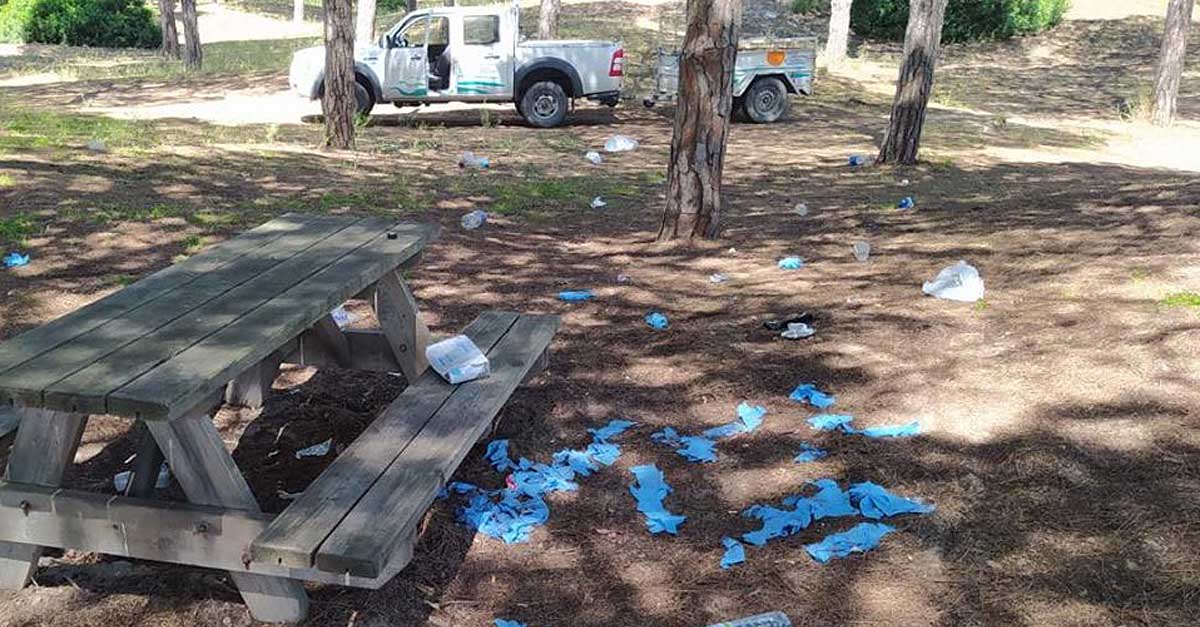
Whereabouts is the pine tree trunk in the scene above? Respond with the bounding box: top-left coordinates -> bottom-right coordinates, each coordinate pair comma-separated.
293,0 -> 304,23
159,0 -> 180,59
356,0 -> 377,44
324,0 -> 357,149
877,0 -> 947,165
406,0 -> 416,12
657,0 -> 742,241
1152,0 -> 1194,127
444,0 -> 455,6
825,0 -> 851,66
180,0 -> 202,70
537,0 -> 560,39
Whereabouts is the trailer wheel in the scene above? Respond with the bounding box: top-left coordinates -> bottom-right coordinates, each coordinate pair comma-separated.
743,77 -> 789,124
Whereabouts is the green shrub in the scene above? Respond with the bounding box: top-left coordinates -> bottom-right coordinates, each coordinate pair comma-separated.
851,0 -> 1069,43
790,0 -> 830,14
0,0 -> 160,47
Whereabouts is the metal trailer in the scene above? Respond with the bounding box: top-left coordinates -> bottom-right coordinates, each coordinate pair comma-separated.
643,36 -> 816,123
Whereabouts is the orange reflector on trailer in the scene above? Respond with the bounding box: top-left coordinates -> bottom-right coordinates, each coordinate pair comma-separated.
766,50 -> 786,66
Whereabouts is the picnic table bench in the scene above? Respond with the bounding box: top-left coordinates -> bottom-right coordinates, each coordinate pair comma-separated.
0,214 -> 559,622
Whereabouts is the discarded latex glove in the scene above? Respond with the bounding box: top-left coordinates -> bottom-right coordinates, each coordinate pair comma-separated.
777,257 -> 805,270
808,413 -> 854,431
651,427 -> 681,445
849,481 -> 936,519
295,439 -> 331,459
509,460 -> 578,497
897,196 -> 915,210
553,448 -> 601,477
848,155 -> 866,167
585,441 -> 621,465
458,488 -> 550,543
781,322 -> 815,340
645,312 -> 669,330
558,290 -> 594,302
703,402 -> 766,439
743,500 -> 812,546
794,442 -> 827,463
629,464 -> 686,534
495,620 -> 527,627
3,252 -> 29,268
922,261 -> 984,303
677,436 -> 718,463
790,383 -> 836,408
805,522 -> 895,563
113,463 -> 170,493
604,135 -> 639,152
588,419 -> 636,443
803,478 -> 858,520
485,439 -> 516,472
590,196 -> 607,209
720,537 -> 746,569
584,150 -> 603,165
709,272 -> 729,284
854,421 -> 920,438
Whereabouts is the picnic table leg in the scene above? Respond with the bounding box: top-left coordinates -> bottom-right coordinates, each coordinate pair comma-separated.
225,349 -> 286,409
147,406 -> 309,623
125,423 -> 166,498
0,407 -> 88,589
374,270 -> 431,382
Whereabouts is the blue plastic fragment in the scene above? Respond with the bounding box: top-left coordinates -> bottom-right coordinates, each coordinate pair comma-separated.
677,436 -> 718,463
585,441 -> 621,466
553,448 -> 600,477
808,414 -> 854,431
651,427 -> 681,445
849,482 -> 936,519
509,461 -> 578,497
790,384 -> 836,408
777,257 -> 805,270
897,196 -> 915,210
558,290 -> 594,302
3,252 -> 29,268
485,439 -> 515,472
804,478 -> 858,520
793,443 -> 827,463
742,501 -> 812,546
457,488 -> 550,544
720,536 -> 746,570
849,155 -> 866,167
853,421 -> 921,438
645,312 -> 669,330
629,464 -> 686,534
495,620 -> 527,627
588,419 -> 637,442
805,522 -> 895,563
702,402 -> 767,439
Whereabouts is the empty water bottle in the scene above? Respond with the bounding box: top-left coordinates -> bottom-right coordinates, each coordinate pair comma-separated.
459,151 -> 489,169
460,210 -> 487,230
584,150 -> 603,165
897,196 -> 915,210
853,240 -> 871,262
849,155 -> 866,167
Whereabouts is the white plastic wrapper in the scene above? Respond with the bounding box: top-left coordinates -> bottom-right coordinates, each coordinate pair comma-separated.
426,335 -> 491,384
923,261 -> 985,302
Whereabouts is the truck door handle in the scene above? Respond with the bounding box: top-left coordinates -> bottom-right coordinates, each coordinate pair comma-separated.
410,54 -> 423,60
483,54 -> 500,59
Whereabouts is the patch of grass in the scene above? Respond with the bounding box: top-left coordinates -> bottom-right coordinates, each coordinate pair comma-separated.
0,173 -> 14,187
318,191 -> 377,212
542,134 -> 586,154
0,214 -> 37,244
188,211 -> 239,227
181,234 -> 205,252
790,0 -> 829,13
974,299 -> 989,311
1161,291 -> 1200,308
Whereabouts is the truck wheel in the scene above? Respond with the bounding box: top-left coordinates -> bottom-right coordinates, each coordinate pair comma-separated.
355,77 -> 375,116
520,81 -> 569,128
743,77 -> 789,124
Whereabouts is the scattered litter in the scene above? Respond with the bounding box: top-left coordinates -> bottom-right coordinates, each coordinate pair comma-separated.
790,383 -> 836,408
615,273 -> 631,284
329,305 -> 356,329
805,522 -> 895,563
558,290 -> 594,302
113,463 -> 170,493
743,499 -> 812,546
899,178 -> 911,186
645,312 -> 669,330
426,335 -> 490,384
702,402 -> 767,438
584,150 -> 603,165
456,484 -> 550,543
781,322 -> 815,340
849,481 -> 936,519
3,252 -> 29,268
720,536 -> 746,569
590,196 -> 607,209
701,612 -> 793,627
277,489 -> 302,500
85,139 -> 108,153
803,478 -> 858,520
458,151 -> 490,169
922,260 -> 985,303
897,196 -> 915,210
763,313 -> 813,332
295,439 -> 332,459
793,202 -> 809,216
808,413 -> 854,431
486,439 -> 516,472
588,418 -> 637,442
677,436 -> 719,462
509,459 -> 579,496
460,209 -> 488,230
728,247 -> 737,254
629,464 -> 686,534
709,272 -> 729,284
495,620 -> 526,627
793,443 -> 827,463
848,155 -> 866,167
777,257 -> 805,270
852,240 -> 871,262
604,135 -> 639,152
808,414 -> 919,438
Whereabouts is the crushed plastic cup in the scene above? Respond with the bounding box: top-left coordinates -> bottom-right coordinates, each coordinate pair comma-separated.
897,196 -> 915,210
3,252 -> 29,268
585,151 -> 603,165
709,273 -> 729,284
793,203 -> 809,216
645,312 -> 669,330
295,439 -> 332,459
461,209 -> 488,230
778,257 -> 805,270
853,241 -> 871,262
781,323 -> 815,340
849,155 -> 866,167
426,334 -> 491,384
922,260 -> 985,302
459,151 -> 490,169
591,196 -> 607,209
604,135 -> 639,152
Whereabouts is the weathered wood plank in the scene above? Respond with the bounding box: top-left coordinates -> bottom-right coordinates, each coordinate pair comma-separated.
0,214 -> 314,383
0,408 -> 18,444
40,218 -> 374,415
125,423 -> 166,498
285,329 -> 402,372
315,314 -> 559,577
250,311 -> 518,570
225,350 -> 286,410
309,315 -> 352,367
0,408 -> 88,589
148,407 -> 309,623
375,271 -> 431,383
110,223 -> 437,421
3,217 -> 353,410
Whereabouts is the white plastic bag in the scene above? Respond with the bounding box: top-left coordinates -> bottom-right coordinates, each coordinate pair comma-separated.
584,150 -> 603,165
604,135 -> 639,152
425,335 -> 490,384
922,261 -> 985,302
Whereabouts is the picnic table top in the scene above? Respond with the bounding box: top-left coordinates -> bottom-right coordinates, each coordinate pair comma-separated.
0,213 -> 436,421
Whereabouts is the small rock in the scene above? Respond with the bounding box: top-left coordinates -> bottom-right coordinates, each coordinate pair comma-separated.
85,139 -> 107,153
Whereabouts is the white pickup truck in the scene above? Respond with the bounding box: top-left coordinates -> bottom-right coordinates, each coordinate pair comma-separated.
288,4 -> 624,127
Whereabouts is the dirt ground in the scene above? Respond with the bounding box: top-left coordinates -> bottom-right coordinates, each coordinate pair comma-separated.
1,1 -> 1200,626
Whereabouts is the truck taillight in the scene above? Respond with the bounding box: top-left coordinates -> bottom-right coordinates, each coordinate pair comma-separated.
609,49 -> 624,77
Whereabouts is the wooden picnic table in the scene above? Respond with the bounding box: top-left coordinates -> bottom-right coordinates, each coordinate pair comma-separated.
0,213 -> 560,622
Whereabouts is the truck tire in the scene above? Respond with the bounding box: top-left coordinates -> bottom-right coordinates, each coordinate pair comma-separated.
743,77 -> 789,124
520,81 -> 569,128
355,76 -> 375,116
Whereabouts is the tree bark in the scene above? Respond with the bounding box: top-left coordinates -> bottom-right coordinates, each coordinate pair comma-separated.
159,0 -> 180,59
825,0 -> 851,66
444,0 -> 455,6
537,0 -> 560,39
356,0 -> 377,44
406,0 -> 416,12
877,0 -> 948,165
180,0 -> 202,70
1152,0 -> 1194,126
323,0 -> 357,149
657,0 -> 742,241
293,0 -> 304,23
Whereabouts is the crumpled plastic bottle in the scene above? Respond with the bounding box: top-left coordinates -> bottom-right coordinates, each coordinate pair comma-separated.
922,260 -> 984,302
461,210 -> 487,230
